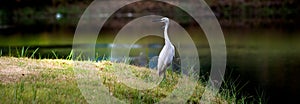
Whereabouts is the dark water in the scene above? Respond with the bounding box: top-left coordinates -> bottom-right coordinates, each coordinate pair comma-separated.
224,29 -> 300,103
0,27 -> 299,103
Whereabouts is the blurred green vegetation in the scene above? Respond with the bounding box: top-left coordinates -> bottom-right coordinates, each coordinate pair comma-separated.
0,0 -> 298,28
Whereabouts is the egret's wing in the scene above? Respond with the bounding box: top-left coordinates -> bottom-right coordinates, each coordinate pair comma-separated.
157,46 -> 165,69
157,43 -> 175,76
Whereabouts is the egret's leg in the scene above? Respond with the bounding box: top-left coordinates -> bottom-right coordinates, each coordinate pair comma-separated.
170,66 -> 174,79
171,71 -> 174,80
160,72 -> 166,83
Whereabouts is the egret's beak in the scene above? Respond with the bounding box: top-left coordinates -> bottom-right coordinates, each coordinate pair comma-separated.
152,19 -> 161,22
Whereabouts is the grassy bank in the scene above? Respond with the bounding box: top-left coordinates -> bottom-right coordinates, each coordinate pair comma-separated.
0,56 -> 258,103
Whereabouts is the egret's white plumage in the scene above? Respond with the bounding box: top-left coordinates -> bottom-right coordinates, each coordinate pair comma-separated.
155,17 -> 175,76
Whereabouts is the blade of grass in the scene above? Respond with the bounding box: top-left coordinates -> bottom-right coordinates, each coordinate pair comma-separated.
16,47 -> 20,57
51,50 -> 58,59
8,46 -> 11,56
255,87 -> 268,104
21,47 -> 25,57
38,53 -> 41,59
24,46 -> 30,57
66,50 -> 73,60
75,51 -> 83,61
32,83 -> 37,104
30,48 -> 39,58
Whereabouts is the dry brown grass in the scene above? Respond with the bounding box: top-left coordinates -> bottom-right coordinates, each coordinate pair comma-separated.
0,57 -> 73,84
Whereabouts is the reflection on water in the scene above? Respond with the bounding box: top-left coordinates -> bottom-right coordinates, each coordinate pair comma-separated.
0,28 -> 299,103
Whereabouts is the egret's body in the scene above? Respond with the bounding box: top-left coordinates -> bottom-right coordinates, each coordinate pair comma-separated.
155,17 -> 175,76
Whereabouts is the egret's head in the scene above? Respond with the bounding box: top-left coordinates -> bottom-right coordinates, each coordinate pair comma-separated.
160,17 -> 169,23
153,17 -> 169,23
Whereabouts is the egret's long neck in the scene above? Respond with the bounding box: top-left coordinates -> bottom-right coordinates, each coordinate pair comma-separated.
164,21 -> 171,44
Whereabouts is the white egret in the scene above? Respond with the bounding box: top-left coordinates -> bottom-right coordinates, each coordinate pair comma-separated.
153,17 -> 175,77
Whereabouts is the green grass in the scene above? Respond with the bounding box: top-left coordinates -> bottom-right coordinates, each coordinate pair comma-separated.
51,50 -> 59,59
0,57 -> 85,103
0,57 -> 262,103
1,46 -> 76,59
2,46 -> 40,58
